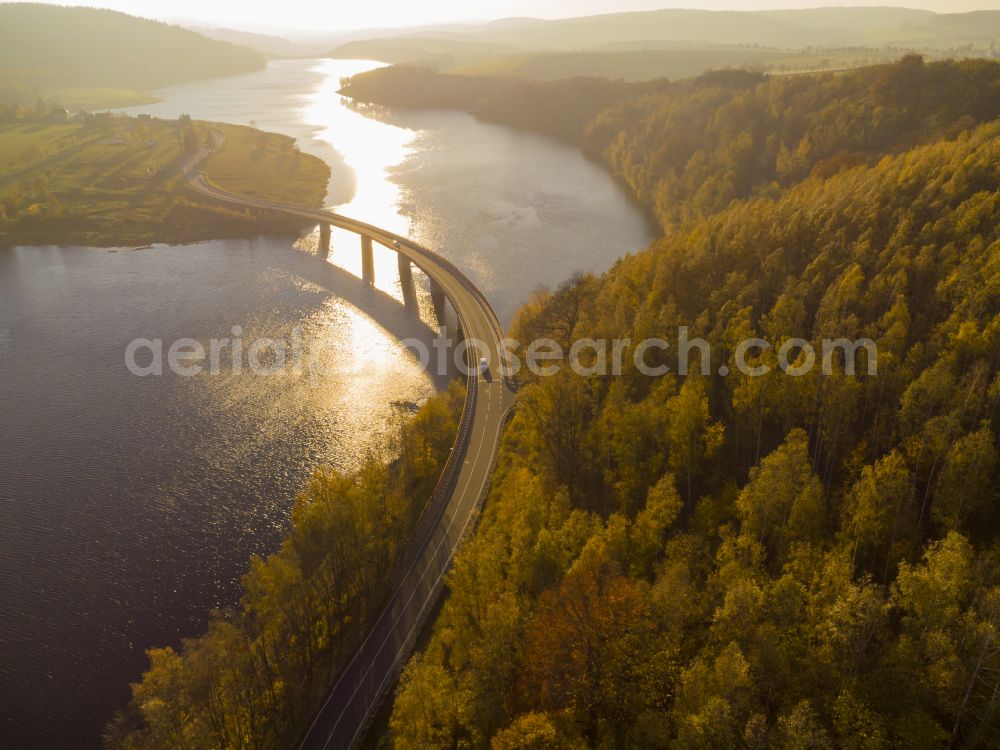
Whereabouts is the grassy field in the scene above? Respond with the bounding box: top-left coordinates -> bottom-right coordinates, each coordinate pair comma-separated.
45,87 -> 159,110
202,122 -> 330,205
0,114 -> 329,247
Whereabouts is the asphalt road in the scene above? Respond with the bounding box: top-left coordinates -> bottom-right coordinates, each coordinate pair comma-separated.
185,166 -> 517,749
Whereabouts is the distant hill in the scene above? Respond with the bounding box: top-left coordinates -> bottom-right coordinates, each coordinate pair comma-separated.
762,6 -> 933,33
925,10 -> 1000,38
332,7 -> 1000,75
460,9 -> 834,50
329,36 -> 520,65
444,47 -> 906,83
470,7 -> 994,50
0,4 -> 264,93
188,26 -> 310,58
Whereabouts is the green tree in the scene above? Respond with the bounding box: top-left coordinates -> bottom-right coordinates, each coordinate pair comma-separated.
774,700 -> 832,750
390,656 -> 465,749
665,376 -> 724,508
841,450 -> 918,579
931,425 -> 997,535
629,473 -> 683,576
672,642 -> 754,750
736,429 -> 824,569
490,713 -> 586,750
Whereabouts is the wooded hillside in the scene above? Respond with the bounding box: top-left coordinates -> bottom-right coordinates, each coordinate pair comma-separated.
0,4 -> 263,106
371,57 -> 1000,749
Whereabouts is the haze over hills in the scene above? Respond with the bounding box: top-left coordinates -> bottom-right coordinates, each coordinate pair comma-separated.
0,4 -> 264,106
329,36 -> 522,65
760,6 -> 934,32
180,17 -> 529,58
452,8 -> 855,49
185,26 -> 322,58
921,9 -> 1000,40
331,6 -> 1000,52
327,7 -> 1000,83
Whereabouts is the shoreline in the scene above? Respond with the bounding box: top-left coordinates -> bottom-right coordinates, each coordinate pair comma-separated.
0,115 -> 330,249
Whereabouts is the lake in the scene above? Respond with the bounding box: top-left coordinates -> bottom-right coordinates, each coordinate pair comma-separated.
0,58 -> 654,749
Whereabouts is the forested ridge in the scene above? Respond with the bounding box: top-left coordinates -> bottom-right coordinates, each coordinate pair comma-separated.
365,59 -> 1000,748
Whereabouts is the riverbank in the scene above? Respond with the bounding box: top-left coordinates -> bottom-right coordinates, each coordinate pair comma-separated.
340,58 -> 1000,231
0,113 -> 329,247
105,383 -> 467,750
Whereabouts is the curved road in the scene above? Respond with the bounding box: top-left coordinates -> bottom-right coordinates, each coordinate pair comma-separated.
185,164 -> 516,749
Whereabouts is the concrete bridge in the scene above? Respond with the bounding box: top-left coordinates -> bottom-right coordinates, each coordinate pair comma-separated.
315,218 -> 446,324
185,165 -> 517,750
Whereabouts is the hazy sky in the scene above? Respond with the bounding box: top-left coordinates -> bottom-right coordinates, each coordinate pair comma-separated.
22,0 -> 1000,32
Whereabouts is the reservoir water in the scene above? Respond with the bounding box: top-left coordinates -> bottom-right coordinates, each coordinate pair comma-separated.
0,58 -> 654,748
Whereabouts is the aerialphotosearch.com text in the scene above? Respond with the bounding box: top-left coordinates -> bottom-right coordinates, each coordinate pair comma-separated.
125,326 -> 877,385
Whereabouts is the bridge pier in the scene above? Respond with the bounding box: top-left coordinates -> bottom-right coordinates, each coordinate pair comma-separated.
361,236 -> 375,285
318,222 -> 330,256
429,278 -> 447,328
397,254 -> 417,308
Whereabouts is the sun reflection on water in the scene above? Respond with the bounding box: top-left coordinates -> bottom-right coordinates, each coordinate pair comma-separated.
304,59 -> 414,234
296,61 -> 440,347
